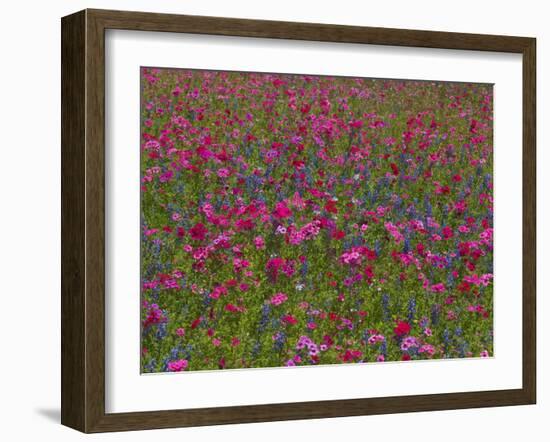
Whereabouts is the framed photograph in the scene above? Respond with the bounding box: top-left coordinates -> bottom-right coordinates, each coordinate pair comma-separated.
61,8 -> 536,433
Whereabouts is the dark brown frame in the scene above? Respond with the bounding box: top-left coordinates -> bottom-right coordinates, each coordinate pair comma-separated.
61,8 -> 536,433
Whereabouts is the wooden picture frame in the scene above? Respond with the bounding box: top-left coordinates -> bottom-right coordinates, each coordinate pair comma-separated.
61,8 -> 536,433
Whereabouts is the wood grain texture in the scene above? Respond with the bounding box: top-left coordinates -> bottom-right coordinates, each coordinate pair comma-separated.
522,38 -> 537,403
61,10 -> 86,432
61,8 -> 537,433
85,9 -> 108,432
89,8 -> 532,52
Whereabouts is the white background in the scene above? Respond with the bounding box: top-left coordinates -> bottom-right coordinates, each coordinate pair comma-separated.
0,0 -> 547,440
106,30 -> 522,413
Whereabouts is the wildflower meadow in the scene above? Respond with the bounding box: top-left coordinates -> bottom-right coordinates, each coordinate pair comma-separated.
140,67 -> 494,373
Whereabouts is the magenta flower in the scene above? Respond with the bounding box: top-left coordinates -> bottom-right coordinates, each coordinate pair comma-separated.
167,359 -> 188,372
273,202 -> 292,219
270,293 -> 288,306
217,168 -> 230,178
189,223 -> 207,241
430,283 -> 446,293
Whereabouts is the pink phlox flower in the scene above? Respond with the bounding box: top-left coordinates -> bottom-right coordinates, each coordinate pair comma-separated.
167,359 -> 188,372
270,292 -> 288,306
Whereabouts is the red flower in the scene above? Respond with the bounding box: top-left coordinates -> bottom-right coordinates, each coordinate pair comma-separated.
225,279 -> 238,288
341,349 -> 363,362
189,222 -> 207,241
394,320 -> 411,337
322,335 -> 334,347
273,202 -> 292,219
235,218 -> 255,231
272,78 -> 286,88
458,242 -> 471,256
190,317 -> 202,329
281,315 -> 298,325
390,162 -> 399,176
266,257 -> 285,281
225,303 -> 240,313
325,200 -> 338,214
364,265 -> 374,283
364,248 -> 377,261
442,226 -> 454,239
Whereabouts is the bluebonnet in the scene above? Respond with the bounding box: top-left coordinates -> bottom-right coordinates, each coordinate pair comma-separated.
258,303 -> 271,333
458,340 -> 468,358
394,195 -> 403,214
273,331 -> 287,352
447,271 -> 455,288
424,195 -> 432,220
251,341 -> 261,358
301,260 -> 309,278
441,204 -> 449,223
156,321 -> 168,340
182,344 -> 194,361
431,304 -> 440,326
380,340 -> 387,357
170,346 -> 181,360
442,328 -> 451,356
202,292 -> 212,307
143,359 -> 157,373
407,296 -> 416,323
403,235 -> 411,254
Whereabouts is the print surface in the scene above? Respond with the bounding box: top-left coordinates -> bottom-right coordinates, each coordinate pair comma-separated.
140,68 -> 493,373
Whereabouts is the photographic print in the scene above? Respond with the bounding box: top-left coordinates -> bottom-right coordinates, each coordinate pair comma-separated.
140,67 -> 494,373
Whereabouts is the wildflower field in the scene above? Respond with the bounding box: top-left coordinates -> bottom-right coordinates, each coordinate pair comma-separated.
140,67 -> 494,373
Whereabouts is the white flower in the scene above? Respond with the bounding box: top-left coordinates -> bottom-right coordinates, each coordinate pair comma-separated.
275,225 -> 287,234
